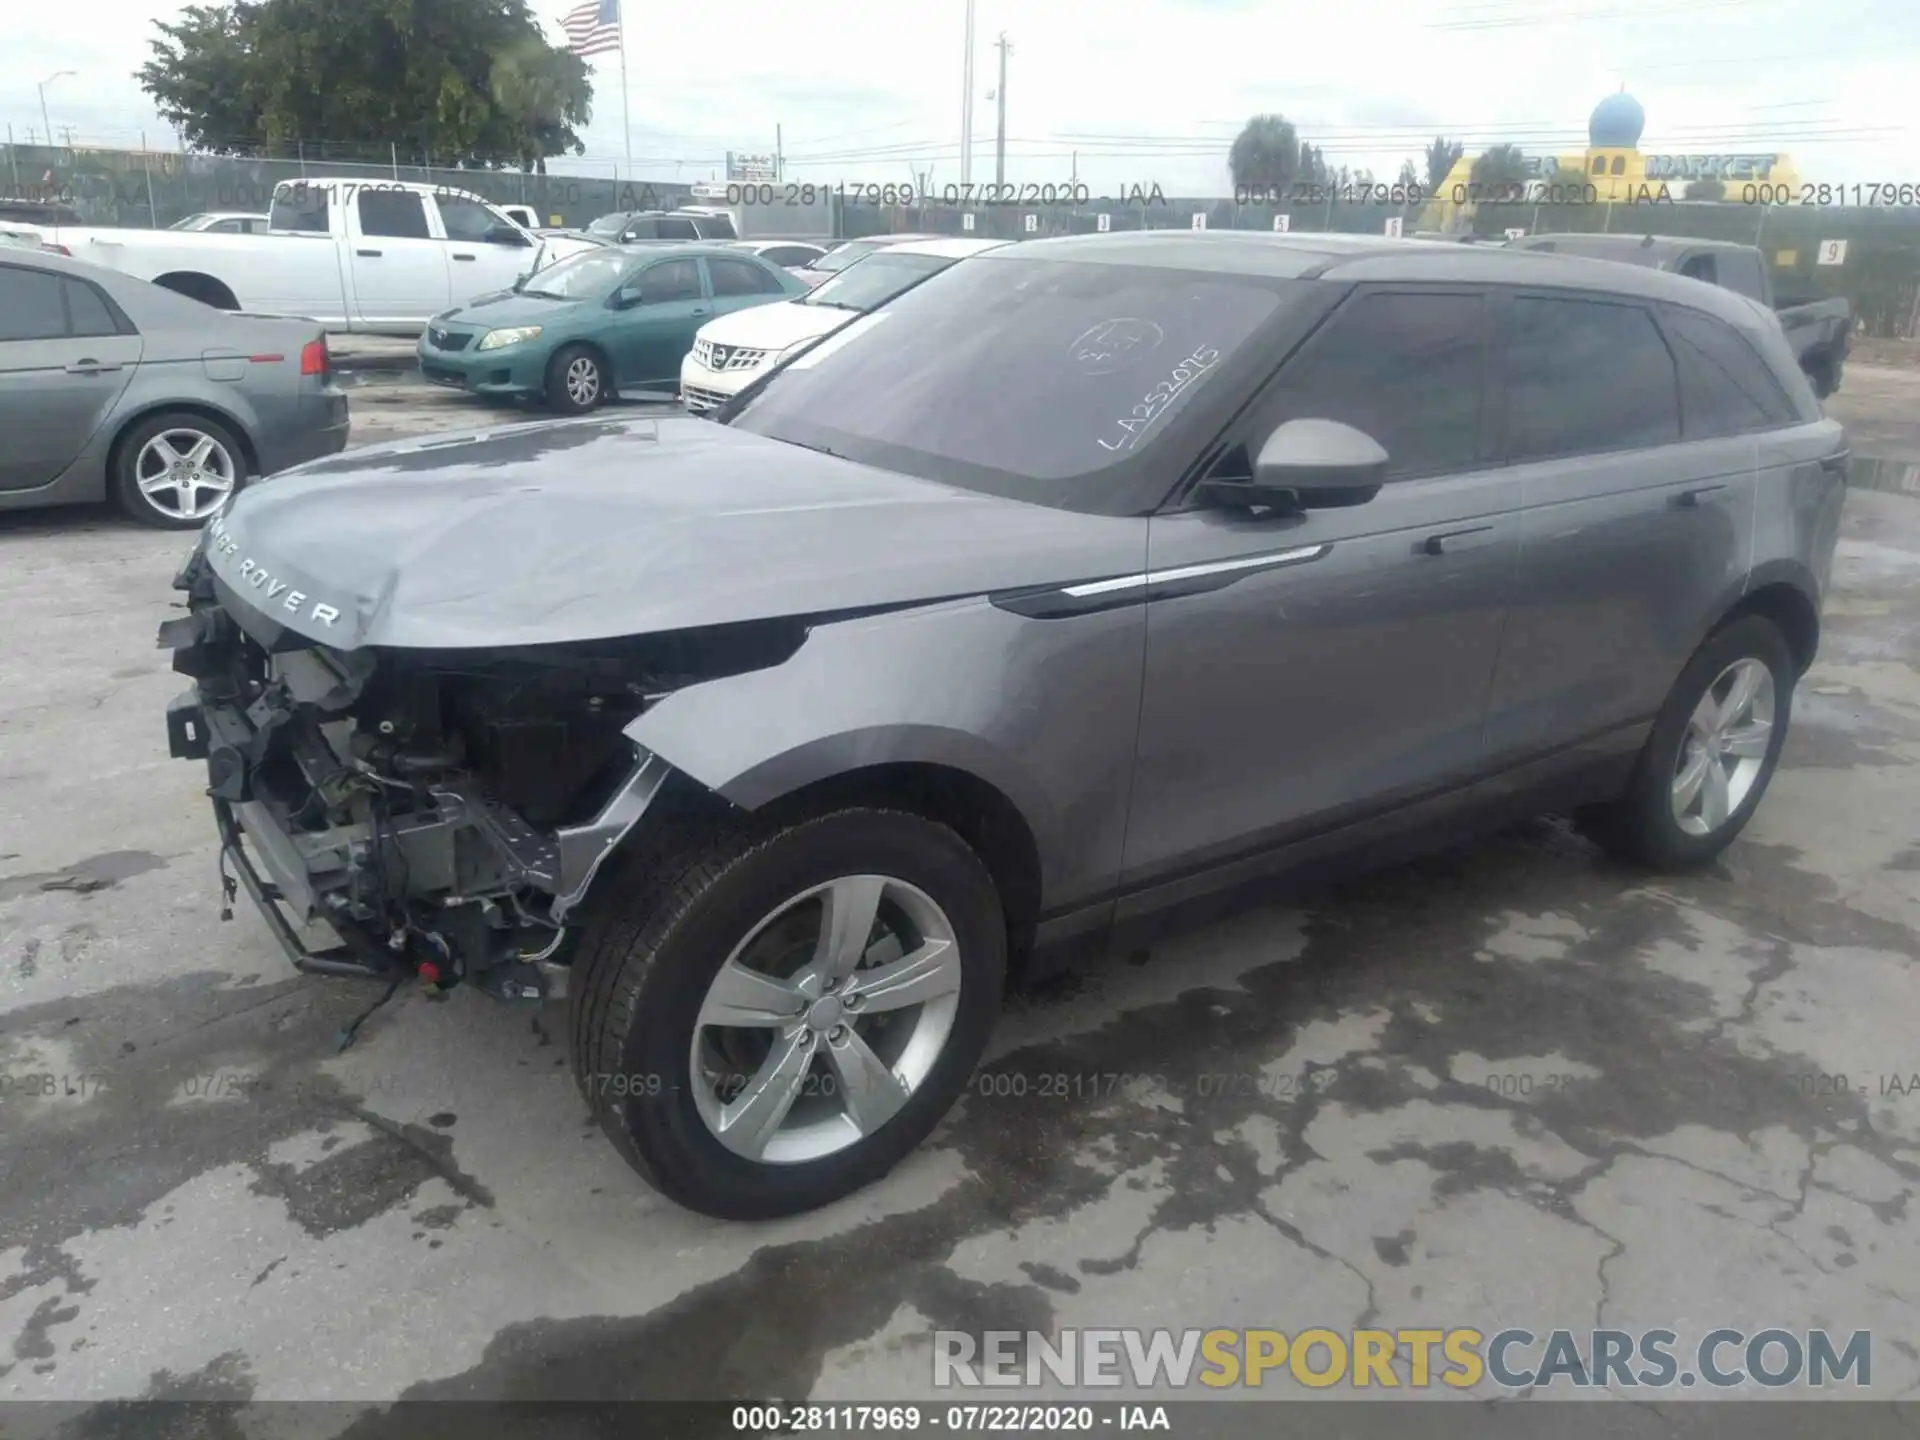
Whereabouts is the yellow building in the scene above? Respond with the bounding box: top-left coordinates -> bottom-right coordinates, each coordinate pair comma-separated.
1425,88 -> 1803,230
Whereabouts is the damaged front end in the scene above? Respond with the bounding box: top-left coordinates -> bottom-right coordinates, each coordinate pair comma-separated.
159,543 -> 800,1002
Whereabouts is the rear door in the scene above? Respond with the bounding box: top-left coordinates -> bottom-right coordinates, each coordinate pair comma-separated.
347,189 -> 450,324
432,192 -> 537,304
705,254 -> 789,319
1481,290 -> 1759,766
1122,285 -> 1523,895
0,262 -> 142,491
605,256 -> 710,387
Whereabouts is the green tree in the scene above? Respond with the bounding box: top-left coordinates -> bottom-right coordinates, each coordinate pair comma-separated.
1297,142 -> 1328,188
1229,114 -> 1300,193
1685,177 -> 1728,201
1469,143 -> 1531,202
1396,158 -> 1420,191
1425,136 -> 1464,190
139,0 -> 593,168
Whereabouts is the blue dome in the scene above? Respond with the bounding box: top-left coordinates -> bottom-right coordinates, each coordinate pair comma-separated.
1589,90 -> 1645,149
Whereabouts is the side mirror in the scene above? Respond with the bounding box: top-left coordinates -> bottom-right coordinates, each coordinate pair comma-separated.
612,285 -> 645,309
1200,419 -> 1388,513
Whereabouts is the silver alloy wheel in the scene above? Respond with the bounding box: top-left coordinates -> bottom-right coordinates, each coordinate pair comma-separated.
134,428 -> 236,522
1670,656 -> 1777,836
689,874 -> 963,1165
565,355 -> 601,407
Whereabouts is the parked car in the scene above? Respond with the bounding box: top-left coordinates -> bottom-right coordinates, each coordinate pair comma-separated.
0,223 -> 52,251
730,238 -> 831,272
169,212 -> 272,234
0,249 -> 346,527
416,242 -> 806,413
585,209 -> 740,243
790,233 -> 944,287
37,179 -> 596,334
681,237 -> 1006,412
161,230 -> 1846,1218
1507,233 -> 1852,397
498,204 -> 543,231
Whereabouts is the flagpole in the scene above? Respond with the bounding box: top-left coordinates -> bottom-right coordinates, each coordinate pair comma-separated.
618,1 -> 632,179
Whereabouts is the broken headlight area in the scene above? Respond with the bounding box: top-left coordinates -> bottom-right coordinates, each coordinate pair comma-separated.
161,588 -> 804,1001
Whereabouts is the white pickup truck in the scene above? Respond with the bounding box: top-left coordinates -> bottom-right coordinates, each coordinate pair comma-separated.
42,179 -> 596,335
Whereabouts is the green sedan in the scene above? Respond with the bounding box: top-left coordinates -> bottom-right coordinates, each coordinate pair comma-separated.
416,243 -> 807,414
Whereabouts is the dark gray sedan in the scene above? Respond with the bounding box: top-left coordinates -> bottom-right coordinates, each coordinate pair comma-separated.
0,249 -> 348,528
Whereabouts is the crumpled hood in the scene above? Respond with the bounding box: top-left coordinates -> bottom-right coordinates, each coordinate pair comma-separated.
200,415 -> 1145,650
433,291 -> 581,330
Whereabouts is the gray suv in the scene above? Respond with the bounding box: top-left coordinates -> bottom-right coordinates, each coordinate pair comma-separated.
161,231 -> 1847,1218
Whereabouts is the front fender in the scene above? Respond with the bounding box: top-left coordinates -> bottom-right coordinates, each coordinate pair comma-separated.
626,595 -> 1147,911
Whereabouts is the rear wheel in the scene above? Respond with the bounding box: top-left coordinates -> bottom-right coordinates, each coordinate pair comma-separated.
545,344 -> 606,415
1582,615 -> 1794,869
112,411 -> 247,529
570,808 -> 1006,1218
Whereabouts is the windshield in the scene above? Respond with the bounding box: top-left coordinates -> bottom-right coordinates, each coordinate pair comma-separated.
730,256 -> 1298,507
808,240 -> 886,274
801,252 -> 952,312
170,213 -> 210,230
520,248 -> 633,298
585,213 -> 631,237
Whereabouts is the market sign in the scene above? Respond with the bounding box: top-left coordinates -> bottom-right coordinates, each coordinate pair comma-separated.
1643,154 -> 1781,182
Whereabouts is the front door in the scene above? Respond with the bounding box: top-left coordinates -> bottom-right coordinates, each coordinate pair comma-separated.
431,192 -> 537,305
606,256 -> 711,390
0,262 -> 141,492
1121,286 -> 1521,901
348,190 -> 451,325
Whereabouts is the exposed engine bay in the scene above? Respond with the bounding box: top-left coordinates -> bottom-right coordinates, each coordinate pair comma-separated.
161,548 -> 805,1001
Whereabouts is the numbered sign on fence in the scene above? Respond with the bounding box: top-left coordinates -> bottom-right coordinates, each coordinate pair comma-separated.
1384,216 -> 1404,238
1505,227 -> 1526,240
1096,212 -> 1111,232
1023,213 -> 1038,234
961,212 -> 976,232
1273,214 -> 1291,232
1191,212 -> 1207,230
1817,239 -> 1848,266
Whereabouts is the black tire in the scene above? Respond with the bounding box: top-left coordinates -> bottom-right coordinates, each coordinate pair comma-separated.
545,343 -> 607,415
1581,615 -> 1795,870
569,808 -> 1007,1219
111,410 -> 250,529
1804,354 -> 1838,400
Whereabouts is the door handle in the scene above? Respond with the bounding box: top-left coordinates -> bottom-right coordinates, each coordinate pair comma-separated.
1819,451 -> 1850,477
1422,525 -> 1497,555
356,248 -> 382,258
452,253 -> 476,262
64,359 -> 122,375
1672,483 -> 1729,509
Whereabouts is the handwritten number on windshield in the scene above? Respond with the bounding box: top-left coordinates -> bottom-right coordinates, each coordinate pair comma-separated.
1097,345 -> 1221,452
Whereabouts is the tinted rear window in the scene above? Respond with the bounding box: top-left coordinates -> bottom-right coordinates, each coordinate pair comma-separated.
1664,305 -> 1795,436
1506,296 -> 1681,460
730,257 -> 1298,505
270,185 -> 329,234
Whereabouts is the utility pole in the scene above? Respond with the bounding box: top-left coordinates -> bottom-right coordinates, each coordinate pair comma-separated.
775,123 -> 783,181
993,32 -> 1010,188
959,0 -> 976,188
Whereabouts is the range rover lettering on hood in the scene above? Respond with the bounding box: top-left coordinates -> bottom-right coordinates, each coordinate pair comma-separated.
205,513 -> 344,628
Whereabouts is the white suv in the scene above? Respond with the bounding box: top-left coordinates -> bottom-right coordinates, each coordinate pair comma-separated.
679,236 -> 1007,413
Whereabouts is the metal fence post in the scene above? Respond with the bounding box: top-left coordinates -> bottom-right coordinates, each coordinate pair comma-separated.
5,124 -> 17,194
140,130 -> 158,225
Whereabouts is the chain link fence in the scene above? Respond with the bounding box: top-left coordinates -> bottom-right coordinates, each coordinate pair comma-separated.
7,140 -> 1917,338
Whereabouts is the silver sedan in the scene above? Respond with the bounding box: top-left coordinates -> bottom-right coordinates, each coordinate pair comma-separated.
0,248 -> 348,528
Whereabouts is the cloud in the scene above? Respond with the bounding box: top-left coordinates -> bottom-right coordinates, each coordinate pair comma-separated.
3,0 -> 1914,195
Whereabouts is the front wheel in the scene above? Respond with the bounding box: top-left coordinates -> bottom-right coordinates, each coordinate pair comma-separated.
1581,615 -> 1794,869
545,344 -> 607,415
570,808 -> 1007,1219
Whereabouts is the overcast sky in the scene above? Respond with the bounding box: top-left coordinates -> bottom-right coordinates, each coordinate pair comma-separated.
5,0 -> 1916,193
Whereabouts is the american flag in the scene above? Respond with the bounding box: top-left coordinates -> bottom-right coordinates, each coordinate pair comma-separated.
561,0 -> 621,57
